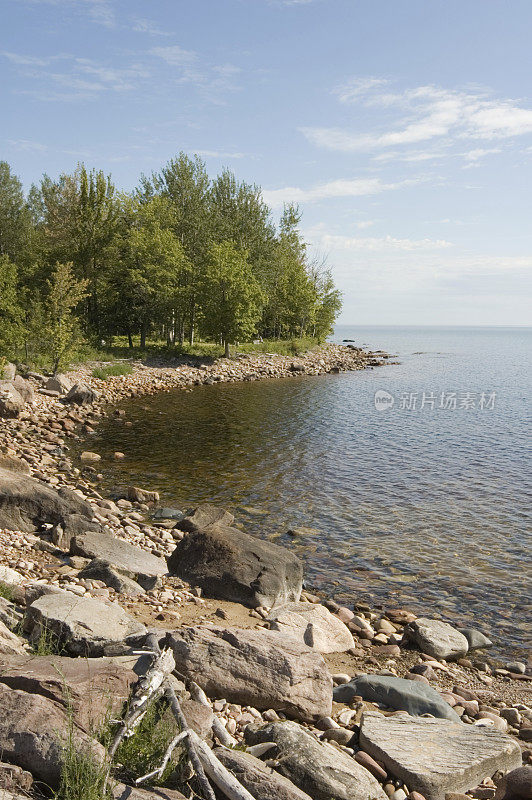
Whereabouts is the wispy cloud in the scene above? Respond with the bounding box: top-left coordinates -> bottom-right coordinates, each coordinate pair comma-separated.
196,149 -> 246,159
6,138 -> 48,152
150,46 -> 241,102
262,176 -> 420,207
131,18 -> 172,37
302,80 -> 532,155
316,233 -> 453,252
15,0 -> 116,27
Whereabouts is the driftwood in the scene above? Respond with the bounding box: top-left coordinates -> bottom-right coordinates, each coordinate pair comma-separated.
105,633 -> 257,800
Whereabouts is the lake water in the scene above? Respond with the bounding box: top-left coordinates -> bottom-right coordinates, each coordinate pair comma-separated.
87,326 -> 532,657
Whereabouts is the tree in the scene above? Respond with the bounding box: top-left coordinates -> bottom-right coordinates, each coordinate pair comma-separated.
200,241 -> 263,357
309,260 -> 343,340
0,162 -> 32,263
0,255 -> 23,357
44,262 -> 88,372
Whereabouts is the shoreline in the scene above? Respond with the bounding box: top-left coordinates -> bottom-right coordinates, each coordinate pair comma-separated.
0,343 -> 531,799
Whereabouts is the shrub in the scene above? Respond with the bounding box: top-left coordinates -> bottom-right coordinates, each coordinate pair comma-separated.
0,581 -> 14,601
114,698 -> 181,786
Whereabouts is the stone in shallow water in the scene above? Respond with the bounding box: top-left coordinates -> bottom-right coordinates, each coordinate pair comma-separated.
403,617 -> 469,660
333,674 -> 460,721
458,627 -> 493,650
359,710 -> 522,800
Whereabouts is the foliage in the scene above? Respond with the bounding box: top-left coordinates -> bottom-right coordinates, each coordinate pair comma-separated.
54,708 -> 111,800
45,261 -> 89,372
0,157 -> 342,366
0,581 -> 14,601
200,241 -> 264,356
31,622 -> 66,656
114,698 -> 181,786
91,362 -> 132,380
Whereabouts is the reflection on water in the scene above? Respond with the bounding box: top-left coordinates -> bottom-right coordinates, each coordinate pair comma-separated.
85,326 -> 532,656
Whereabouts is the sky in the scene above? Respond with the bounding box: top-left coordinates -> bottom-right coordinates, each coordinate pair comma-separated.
1,0 -> 532,326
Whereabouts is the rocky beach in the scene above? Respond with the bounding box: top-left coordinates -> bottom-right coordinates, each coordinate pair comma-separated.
0,343 -> 530,800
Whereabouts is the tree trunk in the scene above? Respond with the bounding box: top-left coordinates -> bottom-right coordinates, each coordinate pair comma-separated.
127,329 -> 133,349
140,325 -> 146,349
224,340 -> 230,358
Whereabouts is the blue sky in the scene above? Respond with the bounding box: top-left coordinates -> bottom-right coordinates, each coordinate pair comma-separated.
2,0 -> 532,326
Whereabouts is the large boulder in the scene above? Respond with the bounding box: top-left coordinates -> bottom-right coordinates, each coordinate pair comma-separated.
0,621 -> 27,656
0,467 -> 97,535
79,559 -> 146,595
0,683 -> 105,786
45,374 -> 73,395
359,710 -> 522,800
0,653 -> 143,729
214,747 -> 314,800
403,617 -> 469,660
25,590 -> 146,656
11,376 -> 33,404
333,674 -> 460,721
165,625 -> 332,722
267,602 -> 355,653
0,384 -> 24,418
245,720 -> 387,800
70,531 -> 167,590
167,524 -> 303,608
64,382 -> 98,405
176,504 -> 235,533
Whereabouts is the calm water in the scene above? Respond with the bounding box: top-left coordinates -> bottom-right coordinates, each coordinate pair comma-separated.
86,326 -> 532,656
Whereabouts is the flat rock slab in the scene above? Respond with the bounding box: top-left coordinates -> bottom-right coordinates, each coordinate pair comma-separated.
333,674 -> 460,721
404,618 -> 469,660
165,625 -> 332,722
0,467 -> 96,535
214,746 -> 314,800
113,786 -> 187,799
70,532 -> 167,589
26,590 -> 146,656
176,504 -> 235,533
267,602 -> 355,653
167,524 -> 303,608
359,710 -> 522,800
0,683 -> 105,786
0,654 -> 144,729
245,720 -> 387,800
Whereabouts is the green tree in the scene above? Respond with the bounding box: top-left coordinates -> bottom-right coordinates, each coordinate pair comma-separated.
0,162 -> 32,264
309,260 -> 343,339
200,241 -> 263,357
109,196 -> 189,348
0,255 -> 23,357
44,261 -> 89,372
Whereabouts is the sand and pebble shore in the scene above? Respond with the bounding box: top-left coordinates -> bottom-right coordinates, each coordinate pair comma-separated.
0,343 -> 530,800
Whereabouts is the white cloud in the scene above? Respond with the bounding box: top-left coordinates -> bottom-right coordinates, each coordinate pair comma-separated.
196,149 -> 246,159
150,46 -> 240,102
150,45 -> 197,68
1,51 -> 52,67
302,80 -> 532,154
316,233 -> 453,252
131,18 -> 172,36
262,177 -> 418,207
6,138 -> 48,152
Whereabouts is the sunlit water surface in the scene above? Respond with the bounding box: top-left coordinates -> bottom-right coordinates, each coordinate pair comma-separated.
85,326 -> 532,656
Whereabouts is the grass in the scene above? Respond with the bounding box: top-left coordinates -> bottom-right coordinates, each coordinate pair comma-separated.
114,698 -> 182,786
54,710 -> 112,800
91,363 -> 133,380
31,622 -> 66,656
0,581 -> 15,601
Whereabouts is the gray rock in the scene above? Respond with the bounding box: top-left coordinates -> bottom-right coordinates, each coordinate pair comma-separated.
0,761 -> 33,794
152,507 -> 184,521
214,747 -> 314,800
113,785 -> 187,800
0,653 -> 142,730
359,710 -> 522,800
79,559 -> 146,595
458,628 -> 493,650
0,683 -> 105,787
167,524 -> 303,608
0,621 -> 27,656
64,382 -> 98,405
0,384 -> 24,418
333,674 -> 460,721
45,374 -> 73,395
267,602 -> 355,653
404,617 -> 469,660
12,376 -> 33,404
244,720 -> 387,800
0,597 -> 23,631
25,589 -> 146,656
176,503 -> 235,533
0,455 -> 30,475
165,625 -> 332,722
70,531 -> 167,590
0,566 -> 24,586
0,467 -> 97,535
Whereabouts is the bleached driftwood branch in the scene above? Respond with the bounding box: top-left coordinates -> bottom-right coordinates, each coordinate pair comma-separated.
188,730 -> 257,800
189,680 -> 238,747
